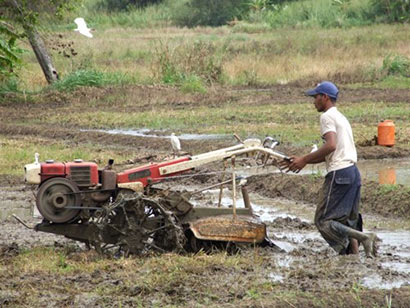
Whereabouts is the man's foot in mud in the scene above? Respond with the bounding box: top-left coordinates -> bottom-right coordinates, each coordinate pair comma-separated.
362,233 -> 381,258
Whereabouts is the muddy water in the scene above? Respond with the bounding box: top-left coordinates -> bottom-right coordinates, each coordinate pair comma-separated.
82,128 -> 230,141
2,182 -> 409,290
193,188 -> 410,289
235,158 -> 410,186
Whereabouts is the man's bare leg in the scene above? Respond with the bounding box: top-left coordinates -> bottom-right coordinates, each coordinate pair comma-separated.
349,238 -> 359,254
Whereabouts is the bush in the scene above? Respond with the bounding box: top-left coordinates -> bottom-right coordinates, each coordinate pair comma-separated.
52,69 -> 133,91
381,54 -> 410,77
96,0 -> 164,11
0,21 -> 23,86
152,40 -> 225,85
173,0 -> 249,27
370,0 -> 410,22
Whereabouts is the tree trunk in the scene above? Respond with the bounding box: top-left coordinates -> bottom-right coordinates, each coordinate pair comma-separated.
9,0 -> 59,84
24,25 -> 59,84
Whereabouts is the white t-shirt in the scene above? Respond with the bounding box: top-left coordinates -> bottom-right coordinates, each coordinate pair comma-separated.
320,107 -> 357,172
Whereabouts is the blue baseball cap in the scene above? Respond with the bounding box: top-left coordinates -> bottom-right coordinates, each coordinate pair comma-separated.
306,81 -> 339,100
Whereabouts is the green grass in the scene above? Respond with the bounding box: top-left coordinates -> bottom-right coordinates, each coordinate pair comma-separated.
15,23 -> 410,91
32,101 -> 408,148
51,69 -> 136,91
0,135 -> 131,175
4,245 -> 408,307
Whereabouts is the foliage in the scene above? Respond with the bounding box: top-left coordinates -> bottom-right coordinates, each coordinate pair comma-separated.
381,54 -> 410,77
0,20 -> 22,75
95,0 -> 164,11
152,40 -> 224,85
173,0 -> 249,27
370,0 -> 410,22
247,0 -> 374,28
51,69 -> 133,91
0,0 -> 82,26
0,19 -> 23,91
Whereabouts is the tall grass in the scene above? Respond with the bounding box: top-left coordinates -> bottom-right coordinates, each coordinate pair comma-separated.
246,0 -> 374,29
72,0 -> 408,30
51,69 -> 135,91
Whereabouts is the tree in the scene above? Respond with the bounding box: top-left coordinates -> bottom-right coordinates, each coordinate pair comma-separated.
0,0 -> 81,84
174,0 -> 250,27
0,19 -> 22,81
96,0 -> 164,11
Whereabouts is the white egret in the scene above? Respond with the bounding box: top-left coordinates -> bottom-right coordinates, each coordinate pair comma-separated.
170,133 -> 181,155
311,144 -> 318,153
74,18 -> 93,38
310,144 -> 318,174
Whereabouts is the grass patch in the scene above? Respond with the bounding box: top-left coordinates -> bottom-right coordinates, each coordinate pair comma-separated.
0,135 -> 131,175
39,100 -> 409,148
18,24 -> 410,91
51,69 -> 135,91
4,245 -> 409,307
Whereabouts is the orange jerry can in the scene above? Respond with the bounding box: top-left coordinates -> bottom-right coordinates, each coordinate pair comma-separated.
377,120 -> 395,147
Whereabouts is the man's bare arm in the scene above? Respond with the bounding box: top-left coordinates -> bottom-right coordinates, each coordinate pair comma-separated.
303,132 -> 336,164
284,132 -> 336,173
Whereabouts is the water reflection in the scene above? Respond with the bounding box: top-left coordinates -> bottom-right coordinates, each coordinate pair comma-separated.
378,168 -> 396,185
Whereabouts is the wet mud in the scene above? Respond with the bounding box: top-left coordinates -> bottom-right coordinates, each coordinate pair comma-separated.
2,181 -> 410,307
1,84 -> 410,306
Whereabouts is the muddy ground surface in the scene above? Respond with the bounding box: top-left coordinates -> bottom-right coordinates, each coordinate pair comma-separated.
1,85 -> 410,307
1,84 -> 410,160
0,176 -> 410,307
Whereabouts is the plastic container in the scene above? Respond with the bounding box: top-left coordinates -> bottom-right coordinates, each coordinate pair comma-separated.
377,120 -> 395,147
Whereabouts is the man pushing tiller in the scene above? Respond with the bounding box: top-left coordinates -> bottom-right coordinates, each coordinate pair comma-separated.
282,81 -> 379,257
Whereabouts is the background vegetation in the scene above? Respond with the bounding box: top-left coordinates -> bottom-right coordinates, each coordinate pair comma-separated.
1,0 -> 409,94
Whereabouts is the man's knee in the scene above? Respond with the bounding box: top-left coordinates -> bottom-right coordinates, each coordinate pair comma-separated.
315,220 -> 332,233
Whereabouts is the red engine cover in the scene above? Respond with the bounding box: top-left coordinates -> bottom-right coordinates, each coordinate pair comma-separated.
40,161 -> 99,186
66,161 -> 99,186
117,157 -> 190,187
40,162 -> 65,182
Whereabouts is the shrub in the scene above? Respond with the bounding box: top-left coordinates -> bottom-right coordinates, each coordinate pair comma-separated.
95,0 -> 164,11
0,20 -> 23,87
152,40 -> 225,85
173,0 -> 249,27
381,54 -> 410,77
52,69 -> 133,91
370,0 -> 410,22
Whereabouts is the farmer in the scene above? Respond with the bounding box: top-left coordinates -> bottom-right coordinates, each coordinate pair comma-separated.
282,81 -> 378,257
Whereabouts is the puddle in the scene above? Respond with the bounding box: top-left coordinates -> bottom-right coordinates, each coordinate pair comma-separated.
268,273 -> 284,283
358,158 -> 410,186
381,262 -> 410,274
375,230 -> 410,259
271,240 -> 296,252
196,188 -> 309,223
276,256 -> 294,268
361,273 -> 409,289
273,231 -> 322,244
82,128 -> 230,141
236,158 -> 410,186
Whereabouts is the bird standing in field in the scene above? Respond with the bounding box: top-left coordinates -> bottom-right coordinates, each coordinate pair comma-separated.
170,133 -> 181,156
74,18 -> 93,38
310,143 -> 318,174
311,144 -> 318,153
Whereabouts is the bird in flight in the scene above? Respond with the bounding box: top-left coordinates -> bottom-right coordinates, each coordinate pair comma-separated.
74,18 -> 93,38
